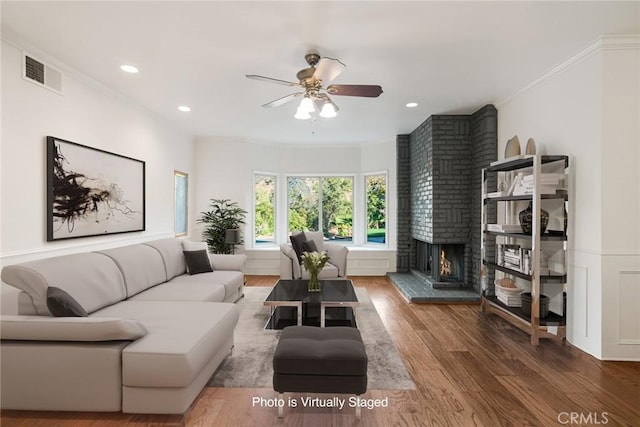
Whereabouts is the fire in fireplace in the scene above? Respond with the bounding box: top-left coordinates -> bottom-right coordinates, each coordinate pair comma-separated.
416,241 -> 465,284
440,249 -> 452,276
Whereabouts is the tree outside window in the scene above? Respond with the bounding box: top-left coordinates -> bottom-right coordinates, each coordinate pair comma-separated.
287,176 -> 353,242
254,174 -> 276,244
366,174 -> 386,244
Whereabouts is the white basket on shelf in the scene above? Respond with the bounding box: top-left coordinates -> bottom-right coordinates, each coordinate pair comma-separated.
494,278 -> 523,307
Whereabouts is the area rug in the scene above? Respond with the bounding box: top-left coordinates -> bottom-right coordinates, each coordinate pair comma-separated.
208,286 -> 415,390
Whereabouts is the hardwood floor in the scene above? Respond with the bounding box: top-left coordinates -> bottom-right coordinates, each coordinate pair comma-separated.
2,275 -> 639,426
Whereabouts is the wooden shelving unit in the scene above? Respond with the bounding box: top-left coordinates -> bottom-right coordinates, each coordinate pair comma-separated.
480,155 -> 569,345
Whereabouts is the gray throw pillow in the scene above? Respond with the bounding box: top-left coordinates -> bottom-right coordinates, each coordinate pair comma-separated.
47,286 -> 88,317
183,250 -> 214,275
302,239 -> 318,253
289,232 -> 306,263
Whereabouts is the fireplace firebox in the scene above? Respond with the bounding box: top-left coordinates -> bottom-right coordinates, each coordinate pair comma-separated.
416,241 -> 466,287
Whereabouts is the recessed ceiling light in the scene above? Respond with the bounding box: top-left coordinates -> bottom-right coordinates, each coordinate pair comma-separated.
120,64 -> 139,74
178,106 -> 191,112
405,102 -> 418,108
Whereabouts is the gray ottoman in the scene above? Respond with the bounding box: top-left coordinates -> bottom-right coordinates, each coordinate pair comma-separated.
273,325 -> 368,417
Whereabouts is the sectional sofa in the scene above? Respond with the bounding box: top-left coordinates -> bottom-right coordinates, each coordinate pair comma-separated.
0,238 -> 245,414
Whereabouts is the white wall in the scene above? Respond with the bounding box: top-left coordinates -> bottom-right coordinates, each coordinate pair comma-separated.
193,137 -> 397,275
1,39 -> 194,311
599,41 -> 640,360
497,36 -> 640,360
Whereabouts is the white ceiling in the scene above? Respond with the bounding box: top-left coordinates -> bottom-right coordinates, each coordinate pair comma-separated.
2,1 -> 638,144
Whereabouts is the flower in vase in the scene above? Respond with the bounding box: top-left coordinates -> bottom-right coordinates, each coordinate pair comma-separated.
301,251 -> 330,276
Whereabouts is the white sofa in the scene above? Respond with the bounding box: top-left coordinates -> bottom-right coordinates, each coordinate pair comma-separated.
0,238 -> 245,414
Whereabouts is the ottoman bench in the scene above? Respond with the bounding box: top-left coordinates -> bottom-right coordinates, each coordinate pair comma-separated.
272,325 -> 368,417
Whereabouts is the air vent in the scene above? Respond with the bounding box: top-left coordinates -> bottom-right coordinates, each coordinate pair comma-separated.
23,53 -> 63,94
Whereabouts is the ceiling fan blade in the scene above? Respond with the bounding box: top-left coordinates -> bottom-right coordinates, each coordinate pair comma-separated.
312,57 -> 346,84
246,74 -> 301,87
326,84 -> 383,97
261,92 -> 303,108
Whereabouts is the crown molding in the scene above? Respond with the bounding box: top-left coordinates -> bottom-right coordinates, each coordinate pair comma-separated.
600,34 -> 640,50
496,34 -> 640,108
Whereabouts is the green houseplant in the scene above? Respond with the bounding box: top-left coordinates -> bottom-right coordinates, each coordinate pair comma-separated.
197,199 -> 247,254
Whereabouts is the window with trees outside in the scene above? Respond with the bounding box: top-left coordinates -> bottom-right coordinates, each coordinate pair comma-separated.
254,174 -> 276,244
288,176 -> 353,242
365,174 -> 386,244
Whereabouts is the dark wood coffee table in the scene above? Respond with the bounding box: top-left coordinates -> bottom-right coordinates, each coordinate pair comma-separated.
264,279 -> 359,329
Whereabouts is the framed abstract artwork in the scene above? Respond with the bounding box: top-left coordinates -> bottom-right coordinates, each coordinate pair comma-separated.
174,170 -> 188,236
46,136 -> 146,241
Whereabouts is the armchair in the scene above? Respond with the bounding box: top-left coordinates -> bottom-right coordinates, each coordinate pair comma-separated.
280,231 -> 349,280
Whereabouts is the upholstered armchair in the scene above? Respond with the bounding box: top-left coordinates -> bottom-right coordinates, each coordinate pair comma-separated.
280,231 -> 349,280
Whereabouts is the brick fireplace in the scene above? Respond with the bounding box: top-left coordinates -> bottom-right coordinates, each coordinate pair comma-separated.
396,105 -> 497,293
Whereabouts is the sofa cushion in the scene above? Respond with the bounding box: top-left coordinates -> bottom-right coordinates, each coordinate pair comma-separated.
1,316 -> 147,341
96,244 -> 167,298
46,287 -> 88,317
91,301 -> 239,388
289,232 -> 306,263
182,241 -> 208,252
128,278 -> 225,303
183,250 -> 213,275
164,271 -> 243,301
0,253 -> 127,316
144,238 -> 187,280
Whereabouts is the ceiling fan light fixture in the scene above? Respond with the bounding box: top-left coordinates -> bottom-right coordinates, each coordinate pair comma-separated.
294,106 -> 311,120
299,96 -> 315,113
319,102 -> 337,118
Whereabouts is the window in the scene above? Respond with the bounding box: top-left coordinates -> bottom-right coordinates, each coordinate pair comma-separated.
174,171 -> 188,237
365,174 -> 386,244
287,176 -> 353,242
254,173 -> 276,244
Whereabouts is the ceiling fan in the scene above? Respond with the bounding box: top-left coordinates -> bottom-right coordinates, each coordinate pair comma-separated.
246,52 -> 383,120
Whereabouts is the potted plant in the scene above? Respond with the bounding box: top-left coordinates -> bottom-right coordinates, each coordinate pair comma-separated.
197,199 -> 247,254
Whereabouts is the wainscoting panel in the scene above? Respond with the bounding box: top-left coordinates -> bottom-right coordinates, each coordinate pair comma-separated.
617,270 -> 640,345
601,255 -> 640,361
567,249 -> 602,359
570,265 -> 589,340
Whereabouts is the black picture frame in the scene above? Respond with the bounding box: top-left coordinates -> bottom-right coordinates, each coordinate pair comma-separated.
46,136 -> 146,241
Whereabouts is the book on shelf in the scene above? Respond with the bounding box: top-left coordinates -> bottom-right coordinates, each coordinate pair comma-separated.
487,224 -> 523,233
487,191 -> 506,198
496,243 -> 532,275
497,293 -> 522,307
511,172 -> 563,195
